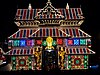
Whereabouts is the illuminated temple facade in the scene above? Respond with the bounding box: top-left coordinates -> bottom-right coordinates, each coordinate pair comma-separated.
4,0 -> 95,70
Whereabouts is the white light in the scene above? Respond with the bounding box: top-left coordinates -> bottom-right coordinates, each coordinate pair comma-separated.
47,50 -> 52,52
28,3 -> 32,10
66,3 -> 69,9
3,61 -> 6,64
48,0 -> 50,2
90,66 -> 91,68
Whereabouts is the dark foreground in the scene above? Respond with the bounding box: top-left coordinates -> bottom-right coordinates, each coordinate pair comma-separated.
0,63 -> 100,75
0,69 -> 99,75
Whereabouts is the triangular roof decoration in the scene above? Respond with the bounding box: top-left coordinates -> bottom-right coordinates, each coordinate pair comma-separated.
35,0 -> 64,19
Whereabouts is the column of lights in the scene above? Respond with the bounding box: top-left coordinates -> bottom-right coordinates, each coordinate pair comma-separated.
84,55 -> 88,69
11,56 -> 16,70
68,55 -> 71,69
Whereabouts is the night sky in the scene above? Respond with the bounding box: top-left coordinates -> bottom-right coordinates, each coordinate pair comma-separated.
0,0 -> 100,71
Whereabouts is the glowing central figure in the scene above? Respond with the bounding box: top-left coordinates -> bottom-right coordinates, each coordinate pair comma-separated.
45,36 -> 54,49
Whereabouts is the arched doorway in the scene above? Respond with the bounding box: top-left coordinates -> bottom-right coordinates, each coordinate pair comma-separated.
42,49 -> 58,70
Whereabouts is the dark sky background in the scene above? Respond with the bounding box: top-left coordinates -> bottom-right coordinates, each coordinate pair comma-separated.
0,0 -> 100,68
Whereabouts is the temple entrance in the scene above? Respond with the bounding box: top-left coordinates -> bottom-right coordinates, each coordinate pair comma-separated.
42,49 -> 58,70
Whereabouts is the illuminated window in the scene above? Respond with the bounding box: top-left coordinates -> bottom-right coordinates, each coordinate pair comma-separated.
13,40 -> 20,46
20,40 -> 26,46
67,39 -> 73,45
36,40 -> 42,45
26,40 -> 31,46
32,40 -> 35,46
52,40 -> 56,46
26,40 -> 34,46
64,39 -> 67,46
80,39 -> 86,45
57,38 -> 63,45
74,39 -> 80,45
42,40 -> 47,46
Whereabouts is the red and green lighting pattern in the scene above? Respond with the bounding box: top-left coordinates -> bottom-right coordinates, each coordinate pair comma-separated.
11,56 -> 32,70
68,55 -> 88,69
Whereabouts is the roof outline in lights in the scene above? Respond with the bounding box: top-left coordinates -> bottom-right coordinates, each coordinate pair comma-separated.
59,28 -> 91,38
58,47 -> 95,54
34,0 -> 64,19
30,28 -> 71,38
4,47 -> 95,55
15,8 -> 83,20
58,28 -> 71,37
78,29 -> 91,37
8,29 -> 20,39
8,28 -> 91,39
4,47 -> 44,55
15,0 -> 83,20
29,28 -> 40,37
8,28 -> 38,39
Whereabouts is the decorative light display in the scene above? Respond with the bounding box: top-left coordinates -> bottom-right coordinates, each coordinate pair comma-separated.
80,39 -> 86,45
26,40 -> 34,46
63,39 -> 67,46
11,56 -> 16,70
36,40 -> 42,45
64,38 -> 87,46
8,40 -> 13,46
67,39 -> 73,45
8,40 -> 13,49
11,56 -> 32,70
6,0 -> 95,71
68,55 -> 88,69
12,40 -> 34,47
13,40 -> 20,46
63,55 -> 68,70
20,40 -> 26,46
19,59 -> 26,66
42,40 -> 47,46
52,40 -> 56,46
57,38 -> 63,45
73,39 -> 80,45
87,39 -> 91,48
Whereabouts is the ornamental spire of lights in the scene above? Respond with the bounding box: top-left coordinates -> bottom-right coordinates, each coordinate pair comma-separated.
48,0 -> 50,2
28,3 -> 32,10
47,0 -> 52,5
66,3 -> 69,9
